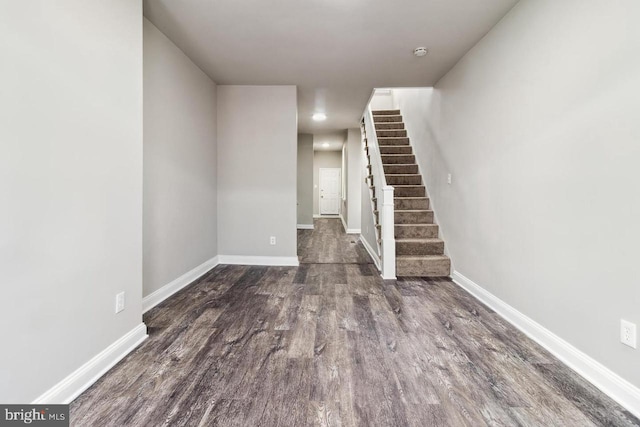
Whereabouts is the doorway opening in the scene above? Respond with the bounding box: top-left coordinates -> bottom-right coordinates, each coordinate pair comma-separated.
319,167 -> 341,215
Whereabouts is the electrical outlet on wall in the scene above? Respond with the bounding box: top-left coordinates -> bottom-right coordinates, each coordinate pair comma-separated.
621,319 -> 637,348
447,173 -> 452,185
270,236 -> 276,245
115,292 -> 125,313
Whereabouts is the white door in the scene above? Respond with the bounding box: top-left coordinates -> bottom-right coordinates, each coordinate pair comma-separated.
319,168 -> 341,215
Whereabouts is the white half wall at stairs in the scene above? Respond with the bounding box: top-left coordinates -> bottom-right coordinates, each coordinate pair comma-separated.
359,235 -> 381,271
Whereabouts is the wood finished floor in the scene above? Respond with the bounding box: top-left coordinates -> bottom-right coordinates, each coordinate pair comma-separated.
297,218 -> 372,264
71,219 -> 639,426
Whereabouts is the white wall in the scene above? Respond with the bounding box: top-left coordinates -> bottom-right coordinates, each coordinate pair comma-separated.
217,86 -> 298,261
313,150 -> 343,216
0,1 -> 143,402
345,128 -> 362,231
369,89 -> 394,111
394,0 -> 640,390
297,134 -> 314,227
391,88 -> 453,266
143,19 -> 218,297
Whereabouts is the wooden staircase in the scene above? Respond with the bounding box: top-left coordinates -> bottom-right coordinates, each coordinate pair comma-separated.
365,109 -> 451,277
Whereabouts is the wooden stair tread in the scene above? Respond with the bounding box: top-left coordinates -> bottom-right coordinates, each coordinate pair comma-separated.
396,255 -> 450,261
378,237 -> 443,244
368,108 -> 451,277
374,209 -> 433,214
373,115 -> 402,120
372,110 -> 400,115
373,197 -> 429,201
376,223 -> 438,227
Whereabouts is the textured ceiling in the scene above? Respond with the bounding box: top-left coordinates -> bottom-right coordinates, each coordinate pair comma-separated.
144,0 -> 518,133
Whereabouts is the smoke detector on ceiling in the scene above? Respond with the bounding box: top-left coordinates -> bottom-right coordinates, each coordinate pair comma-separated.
414,47 -> 428,57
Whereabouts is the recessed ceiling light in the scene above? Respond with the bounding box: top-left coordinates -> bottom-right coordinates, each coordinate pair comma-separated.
312,113 -> 327,121
414,47 -> 428,57
322,143 -> 330,148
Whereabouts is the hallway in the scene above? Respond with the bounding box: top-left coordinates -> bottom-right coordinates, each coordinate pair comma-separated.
70,220 -> 638,426
297,218 -> 372,264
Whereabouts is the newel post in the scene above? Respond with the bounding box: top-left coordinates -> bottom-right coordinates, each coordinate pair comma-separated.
380,185 -> 396,280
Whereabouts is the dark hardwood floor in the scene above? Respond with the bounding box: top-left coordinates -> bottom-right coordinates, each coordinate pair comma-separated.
71,219 -> 639,426
297,218 -> 372,264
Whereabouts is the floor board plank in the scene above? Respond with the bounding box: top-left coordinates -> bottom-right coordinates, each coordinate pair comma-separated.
70,219 -> 640,427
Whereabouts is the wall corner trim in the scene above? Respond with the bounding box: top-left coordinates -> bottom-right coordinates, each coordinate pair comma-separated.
218,255 -> 299,267
452,271 -> 640,419
143,256 -> 220,313
296,224 -> 314,230
32,323 -> 148,404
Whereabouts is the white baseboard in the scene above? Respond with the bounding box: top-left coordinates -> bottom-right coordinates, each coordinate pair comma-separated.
452,271 -> 640,419
359,235 -> 381,271
32,323 -> 147,404
297,224 -> 314,229
314,214 -> 340,218
143,256 -> 219,313
339,214 -> 361,235
218,255 -> 299,267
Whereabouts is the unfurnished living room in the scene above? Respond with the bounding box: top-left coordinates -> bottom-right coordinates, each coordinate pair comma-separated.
1,0 -> 639,426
